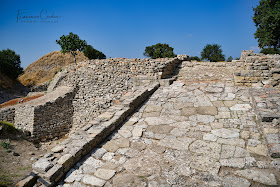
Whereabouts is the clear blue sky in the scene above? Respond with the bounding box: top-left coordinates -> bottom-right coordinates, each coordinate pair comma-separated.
0,0 -> 261,68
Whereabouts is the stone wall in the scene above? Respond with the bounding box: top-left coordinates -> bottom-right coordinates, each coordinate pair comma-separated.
234,51 -> 280,87
14,86 -> 76,141
46,56 -> 187,131
0,107 -> 15,123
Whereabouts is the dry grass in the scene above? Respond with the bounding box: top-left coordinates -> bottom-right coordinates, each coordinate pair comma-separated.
18,51 -> 88,86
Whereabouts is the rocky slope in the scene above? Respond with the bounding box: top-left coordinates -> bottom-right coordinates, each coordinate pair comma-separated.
18,51 -> 88,87
0,72 -> 29,104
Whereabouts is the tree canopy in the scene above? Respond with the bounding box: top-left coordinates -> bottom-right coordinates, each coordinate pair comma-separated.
227,56 -> 233,62
260,47 -> 280,55
144,43 -> 176,59
201,44 -> 225,62
189,56 -> 201,61
253,0 -> 280,49
83,45 -> 106,60
56,32 -> 87,65
0,49 -> 23,79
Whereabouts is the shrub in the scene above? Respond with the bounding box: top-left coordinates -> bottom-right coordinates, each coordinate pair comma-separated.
0,49 -> 23,79
189,56 -> 200,61
83,45 -> 106,59
144,43 -> 176,59
201,44 -> 225,62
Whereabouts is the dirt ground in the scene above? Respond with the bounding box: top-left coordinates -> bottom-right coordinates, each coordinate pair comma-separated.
0,126 -> 46,187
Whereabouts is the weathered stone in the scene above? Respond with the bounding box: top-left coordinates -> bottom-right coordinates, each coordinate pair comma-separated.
65,169 -> 83,183
118,129 -> 132,138
170,128 -> 188,137
113,138 -> 130,148
222,176 -> 250,187
144,117 -> 176,126
32,158 -> 54,173
158,136 -> 194,150
234,147 -> 250,157
189,115 -> 215,123
189,140 -> 221,159
215,112 -> 231,119
144,105 -> 162,113
82,174 -> 106,186
235,169 -> 277,186
247,144 -> 268,156
211,128 -> 239,139
147,125 -> 173,134
203,133 -> 218,142
217,138 -> 245,148
220,158 -> 245,168
190,155 -> 221,175
220,145 -> 235,159
230,104 -> 251,111
103,141 -> 119,152
51,145 -> 65,153
132,127 -> 143,137
95,169 -> 116,180
197,106 -> 217,115
91,148 -> 107,159
112,173 -> 146,187
181,107 -> 197,117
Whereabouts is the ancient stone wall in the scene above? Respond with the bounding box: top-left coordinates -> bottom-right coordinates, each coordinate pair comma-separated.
234,51 -> 280,87
0,107 -> 15,123
46,57 -> 186,131
13,86 -> 76,141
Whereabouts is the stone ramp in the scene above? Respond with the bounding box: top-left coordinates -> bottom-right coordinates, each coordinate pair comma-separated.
59,63 -> 279,186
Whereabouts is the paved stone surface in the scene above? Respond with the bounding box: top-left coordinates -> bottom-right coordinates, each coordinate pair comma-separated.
60,62 -> 279,186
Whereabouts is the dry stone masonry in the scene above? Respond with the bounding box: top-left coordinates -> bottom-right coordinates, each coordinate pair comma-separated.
234,50 -> 280,87
10,52 -> 280,186
47,57 -> 184,131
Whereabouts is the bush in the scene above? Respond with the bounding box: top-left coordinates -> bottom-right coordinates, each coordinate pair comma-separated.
144,43 -> 176,59
189,56 -> 200,61
260,47 -> 280,55
83,45 -> 106,59
201,44 -> 225,62
227,56 -> 233,62
0,49 -> 23,79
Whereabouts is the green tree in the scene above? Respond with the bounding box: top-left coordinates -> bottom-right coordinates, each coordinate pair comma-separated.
253,0 -> 280,49
144,43 -> 176,59
189,56 -> 201,61
227,56 -> 233,62
56,32 -> 87,65
201,44 -> 225,62
83,45 -> 106,60
260,47 -> 280,54
0,49 -> 23,79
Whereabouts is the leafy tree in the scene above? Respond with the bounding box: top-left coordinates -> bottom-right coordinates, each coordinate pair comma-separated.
260,47 -> 280,54
227,56 -> 233,62
0,49 -> 23,79
144,43 -> 176,59
201,44 -> 225,62
83,45 -> 106,60
253,0 -> 280,49
56,32 -> 87,65
189,56 -> 200,61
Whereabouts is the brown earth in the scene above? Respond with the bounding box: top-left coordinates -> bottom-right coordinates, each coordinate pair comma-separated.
0,124 -> 46,187
0,94 -> 44,109
18,51 -> 88,87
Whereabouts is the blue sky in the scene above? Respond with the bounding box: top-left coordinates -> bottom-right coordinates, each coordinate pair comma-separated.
0,0 -> 261,68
